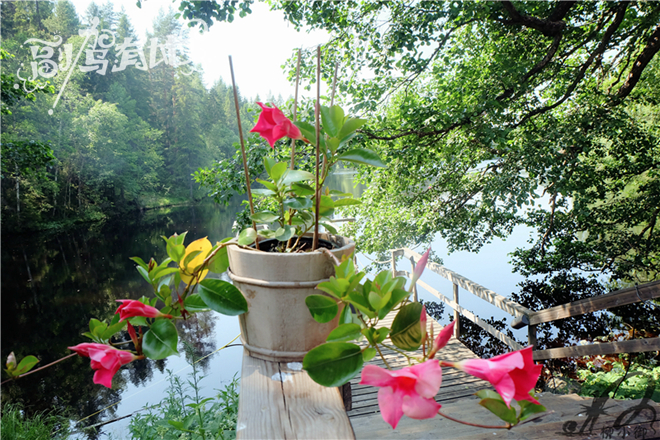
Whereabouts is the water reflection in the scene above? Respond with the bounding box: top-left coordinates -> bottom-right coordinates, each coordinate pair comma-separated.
1,171 -> 362,437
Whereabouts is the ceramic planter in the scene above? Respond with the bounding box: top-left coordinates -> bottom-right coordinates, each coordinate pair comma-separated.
227,234 -> 355,362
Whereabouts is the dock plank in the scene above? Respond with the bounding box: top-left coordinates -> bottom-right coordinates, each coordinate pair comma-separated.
237,350 -> 355,439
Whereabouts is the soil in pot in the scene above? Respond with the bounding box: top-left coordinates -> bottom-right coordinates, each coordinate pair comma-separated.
255,236 -> 335,253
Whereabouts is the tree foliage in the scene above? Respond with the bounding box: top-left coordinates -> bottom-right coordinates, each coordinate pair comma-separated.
265,1 -> 660,283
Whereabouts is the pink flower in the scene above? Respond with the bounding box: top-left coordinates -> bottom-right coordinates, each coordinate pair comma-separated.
420,305 -> 427,342
68,343 -> 136,388
115,300 -> 172,322
428,320 -> 455,359
250,102 -> 303,148
360,360 -> 442,429
411,247 -> 431,285
452,346 -> 541,407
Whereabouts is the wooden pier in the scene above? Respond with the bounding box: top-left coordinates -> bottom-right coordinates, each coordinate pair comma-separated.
236,248 -> 660,439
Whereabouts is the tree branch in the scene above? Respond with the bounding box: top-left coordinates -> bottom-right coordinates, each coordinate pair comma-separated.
499,1 -> 570,38
617,23 -> 660,99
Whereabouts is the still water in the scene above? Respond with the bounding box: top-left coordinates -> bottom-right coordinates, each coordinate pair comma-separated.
1,172 -> 368,438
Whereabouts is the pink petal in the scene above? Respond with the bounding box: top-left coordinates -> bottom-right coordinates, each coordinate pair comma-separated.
360,364 -> 396,387
377,386 -> 404,429
411,247 -> 431,284
409,360 -> 442,398
492,373 -> 516,407
401,394 -> 441,420
433,321 -> 455,352
93,367 -> 117,388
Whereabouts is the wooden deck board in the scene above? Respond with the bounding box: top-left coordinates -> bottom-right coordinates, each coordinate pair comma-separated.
237,350 -> 355,439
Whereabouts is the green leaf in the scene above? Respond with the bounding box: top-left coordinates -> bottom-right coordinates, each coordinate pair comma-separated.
142,320 -> 179,360
208,243 -> 230,274
362,347 -> 377,362
284,197 -> 313,210
368,290 -> 386,310
251,188 -> 275,197
269,162 -> 288,183
165,240 -> 185,263
321,105 -> 345,137
130,256 -> 148,270
319,195 -> 335,217
275,225 -> 295,242
198,279 -> 248,315
519,400 -> 546,421
14,356 -> 39,375
238,228 -> 257,246
184,294 -> 211,312
305,295 -> 339,323
378,288 -> 410,319
333,197 -> 362,207
390,302 -> 423,350
321,222 -> 338,234
264,157 -> 276,176
255,178 -> 279,192
251,211 -> 279,223
317,277 -> 350,298
136,266 -> 151,285
282,170 -> 315,184
327,323 -> 362,342
150,266 -> 180,281
337,148 -> 385,167
89,318 -> 105,334
303,342 -> 363,387
477,392 -> 518,425
258,229 -> 277,239
346,293 -> 376,319
294,121 -> 317,145
327,137 -> 340,153
291,182 -> 315,196
338,118 -> 367,142
101,314 -> 126,340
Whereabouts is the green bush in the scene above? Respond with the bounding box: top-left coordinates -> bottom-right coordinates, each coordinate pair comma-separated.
1,403 -> 70,440
577,361 -> 660,402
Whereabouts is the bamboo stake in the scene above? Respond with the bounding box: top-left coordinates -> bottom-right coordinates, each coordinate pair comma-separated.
330,62 -> 339,107
290,48 -> 302,170
312,46 -> 321,251
228,55 -> 258,249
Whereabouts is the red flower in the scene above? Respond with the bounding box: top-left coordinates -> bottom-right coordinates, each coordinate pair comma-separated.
115,300 -> 172,322
250,102 -> 303,148
360,360 -> 442,429
428,320 -> 455,359
68,343 -> 136,388
452,346 -> 541,407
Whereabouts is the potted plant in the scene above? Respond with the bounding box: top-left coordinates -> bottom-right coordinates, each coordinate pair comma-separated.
64,53 -> 385,381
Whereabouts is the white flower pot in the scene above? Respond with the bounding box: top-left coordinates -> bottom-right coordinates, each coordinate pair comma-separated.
227,234 -> 355,362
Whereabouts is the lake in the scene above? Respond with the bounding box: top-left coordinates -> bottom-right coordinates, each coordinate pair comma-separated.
1,170 -> 532,438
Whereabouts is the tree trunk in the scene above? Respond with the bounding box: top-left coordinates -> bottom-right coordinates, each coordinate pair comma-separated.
15,163 -> 20,220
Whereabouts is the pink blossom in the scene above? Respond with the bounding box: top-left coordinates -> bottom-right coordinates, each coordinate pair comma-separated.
452,346 -> 541,407
115,300 -> 172,322
420,305 -> 427,341
428,320 -> 455,359
69,343 -> 136,388
411,247 -> 431,285
360,360 -> 442,429
250,102 -> 303,148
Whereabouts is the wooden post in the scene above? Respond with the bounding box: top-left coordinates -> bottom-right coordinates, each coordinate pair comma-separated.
528,324 -> 538,348
391,250 -> 397,278
453,283 -> 460,339
410,257 -> 418,302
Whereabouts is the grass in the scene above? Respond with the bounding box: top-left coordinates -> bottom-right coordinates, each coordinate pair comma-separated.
0,403 -> 71,440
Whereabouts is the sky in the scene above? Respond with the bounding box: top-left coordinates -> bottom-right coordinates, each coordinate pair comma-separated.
69,0 -> 330,100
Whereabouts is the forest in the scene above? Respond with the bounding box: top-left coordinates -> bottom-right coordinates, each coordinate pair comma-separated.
1,0 -> 257,232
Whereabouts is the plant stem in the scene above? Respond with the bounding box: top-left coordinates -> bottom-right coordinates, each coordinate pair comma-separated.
437,410 -> 512,429
228,55 -> 258,250
290,48 -> 301,170
0,353 -> 76,385
373,343 -> 391,370
312,45 -> 321,251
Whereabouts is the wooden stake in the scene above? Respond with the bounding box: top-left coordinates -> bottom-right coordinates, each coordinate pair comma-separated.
229,55 -> 258,249
330,62 -> 339,107
290,48 -> 302,170
312,46 -> 321,251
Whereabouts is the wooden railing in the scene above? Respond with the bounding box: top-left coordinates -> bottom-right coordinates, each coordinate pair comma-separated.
393,248 -> 660,361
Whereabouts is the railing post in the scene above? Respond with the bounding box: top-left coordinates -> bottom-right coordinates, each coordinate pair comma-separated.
453,282 -> 460,339
391,250 -> 397,278
528,325 -> 537,348
410,257 -> 418,302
